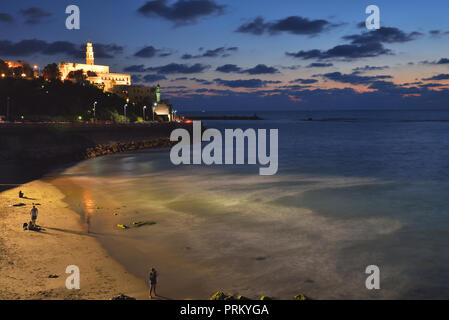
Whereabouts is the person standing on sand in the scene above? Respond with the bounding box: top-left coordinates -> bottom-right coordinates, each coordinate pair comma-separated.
30,204 -> 38,227
149,267 -> 158,299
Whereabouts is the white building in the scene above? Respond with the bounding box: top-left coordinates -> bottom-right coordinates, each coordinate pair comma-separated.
59,42 -> 131,92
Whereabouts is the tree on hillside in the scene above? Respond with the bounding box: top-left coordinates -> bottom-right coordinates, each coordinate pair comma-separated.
0,59 -> 10,76
67,70 -> 87,83
11,62 -> 34,78
42,63 -> 61,81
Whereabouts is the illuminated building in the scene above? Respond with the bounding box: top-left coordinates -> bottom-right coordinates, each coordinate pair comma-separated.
59,42 -> 131,92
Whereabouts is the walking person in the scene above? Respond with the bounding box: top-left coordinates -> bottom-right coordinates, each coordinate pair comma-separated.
148,267 -> 158,299
30,204 -> 38,228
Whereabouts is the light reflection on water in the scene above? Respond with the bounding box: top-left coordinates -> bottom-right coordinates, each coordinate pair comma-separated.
56,110 -> 449,299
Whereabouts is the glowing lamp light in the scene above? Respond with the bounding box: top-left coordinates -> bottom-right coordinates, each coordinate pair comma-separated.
1,74 -> 5,78
21,73 -> 26,78
78,116 -> 83,120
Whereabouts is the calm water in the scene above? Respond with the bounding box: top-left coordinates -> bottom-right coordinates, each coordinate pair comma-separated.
55,110 -> 449,299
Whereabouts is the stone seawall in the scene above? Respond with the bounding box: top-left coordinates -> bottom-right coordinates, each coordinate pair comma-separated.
0,123 -> 191,189
0,123 -> 190,164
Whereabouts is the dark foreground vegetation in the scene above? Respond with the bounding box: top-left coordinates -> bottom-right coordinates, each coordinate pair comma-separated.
0,77 -> 142,122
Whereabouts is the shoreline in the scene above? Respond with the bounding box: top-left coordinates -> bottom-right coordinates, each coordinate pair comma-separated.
0,179 -> 148,300
0,123 -> 195,300
48,164 -> 223,300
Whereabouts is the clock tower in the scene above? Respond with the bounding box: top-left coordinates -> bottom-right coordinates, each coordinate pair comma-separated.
86,42 -> 94,65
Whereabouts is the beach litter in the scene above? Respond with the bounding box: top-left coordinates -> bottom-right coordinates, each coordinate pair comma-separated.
117,221 -> 156,230
132,221 -> 156,227
209,291 -> 235,300
293,294 -> 308,300
111,293 -> 136,300
48,274 -> 59,279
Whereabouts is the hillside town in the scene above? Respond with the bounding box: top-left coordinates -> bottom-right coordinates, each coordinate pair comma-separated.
0,42 -> 177,123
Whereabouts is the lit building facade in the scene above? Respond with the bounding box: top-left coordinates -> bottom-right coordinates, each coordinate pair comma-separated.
59,42 -> 131,92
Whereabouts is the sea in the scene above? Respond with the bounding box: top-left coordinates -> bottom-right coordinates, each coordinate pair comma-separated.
50,110 -> 449,299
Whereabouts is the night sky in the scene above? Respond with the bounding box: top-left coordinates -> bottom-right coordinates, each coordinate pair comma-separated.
1,0 -> 449,110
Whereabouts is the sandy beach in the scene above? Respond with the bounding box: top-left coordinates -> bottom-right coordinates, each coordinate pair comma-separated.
0,179 -> 148,300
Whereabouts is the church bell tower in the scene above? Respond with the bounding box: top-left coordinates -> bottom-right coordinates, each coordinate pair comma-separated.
86,42 -> 94,65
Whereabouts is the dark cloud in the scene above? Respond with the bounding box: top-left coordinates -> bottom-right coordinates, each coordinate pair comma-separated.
137,0 -> 225,26
429,30 -> 441,36
419,82 -> 449,89
286,26 -> 419,61
216,64 -> 242,73
343,27 -> 422,45
0,39 -> 48,56
214,78 -> 266,88
42,41 -> 79,55
135,46 -> 158,58
215,64 -> 279,74
422,74 -> 449,81
19,7 -> 52,25
421,58 -> 449,65
236,16 -> 335,36
428,30 -> 449,37
182,46 -> 238,59
147,63 -> 209,74
143,74 -> 167,82
319,72 -> 392,85
242,64 -> 279,75
131,75 -> 143,83
0,39 -> 122,59
286,42 -> 391,60
352,65 -> 390,72
235,16 -> 266,35
0,13 -> 14,23
306,62 -> 333,68
124,65 -> 148,73
158,51 -> 173,57
289,78 -> 318,84
189,77 -> 213,85
134,46 -> 173,58
280,65 -> 302,70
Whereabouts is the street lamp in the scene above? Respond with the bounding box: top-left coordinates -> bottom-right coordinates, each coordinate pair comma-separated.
33,65 -> 40,78
93,101 -> 98,119
124,104 -> 128,121
143,105 -> 147,121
